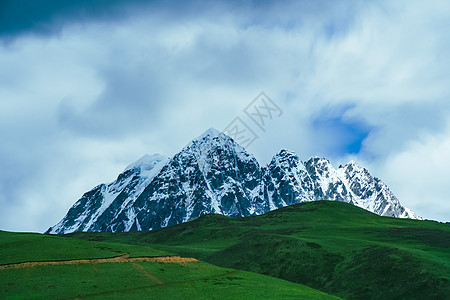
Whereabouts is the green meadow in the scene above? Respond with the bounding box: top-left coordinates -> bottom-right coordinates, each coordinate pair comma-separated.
2,201 -> 449,299
70,201 -> 450,299
0,229 -> 339,299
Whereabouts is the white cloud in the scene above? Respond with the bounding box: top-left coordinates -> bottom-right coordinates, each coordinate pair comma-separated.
380,118 -> 450,221
1,1 -> 450,232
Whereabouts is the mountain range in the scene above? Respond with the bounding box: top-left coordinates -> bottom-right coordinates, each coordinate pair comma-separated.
47,128 -> 418,234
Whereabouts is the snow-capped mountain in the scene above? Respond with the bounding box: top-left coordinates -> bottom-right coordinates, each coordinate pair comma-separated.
47,128 -> 418,234
48,154 -> 169,233
264,150 -> 416,219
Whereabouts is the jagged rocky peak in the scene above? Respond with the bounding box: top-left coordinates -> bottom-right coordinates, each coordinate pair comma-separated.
196,127 -> 223,139
338,160 -> 376,193
304,156 -> 336,182
176,127 -> 260,182
305,156 -> 333,169
179,127 -> 260,184
266,149 -> 305,180
270,149 -> 301,165
188,127 -> 256,162
340,159 -> 365,173
190,127 -> 231,150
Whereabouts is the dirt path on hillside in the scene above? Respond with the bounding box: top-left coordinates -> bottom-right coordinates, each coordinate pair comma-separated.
130,262 -> 165,284
0,254 -> 197,270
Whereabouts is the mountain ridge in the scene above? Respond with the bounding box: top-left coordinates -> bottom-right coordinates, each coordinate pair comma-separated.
47,128 -> 418,234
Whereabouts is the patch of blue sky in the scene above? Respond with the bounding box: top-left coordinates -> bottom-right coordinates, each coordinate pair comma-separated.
311,105 -> 372,156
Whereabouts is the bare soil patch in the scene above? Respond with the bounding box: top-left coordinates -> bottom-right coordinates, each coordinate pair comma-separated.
0,254 -> 197,270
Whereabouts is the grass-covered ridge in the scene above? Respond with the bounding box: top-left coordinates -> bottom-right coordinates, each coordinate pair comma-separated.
0,230 -> 339,299
0,230 -> 167,265
69,201 -> 450,299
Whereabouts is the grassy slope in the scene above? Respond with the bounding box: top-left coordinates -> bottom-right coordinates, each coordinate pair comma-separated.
0,230 -> 167,264
69,201 -> 450,299
0,231 -> 339,299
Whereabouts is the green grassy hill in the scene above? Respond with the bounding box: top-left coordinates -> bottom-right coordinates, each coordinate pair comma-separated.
69,201 -> 450,299
0,230 -> 339,299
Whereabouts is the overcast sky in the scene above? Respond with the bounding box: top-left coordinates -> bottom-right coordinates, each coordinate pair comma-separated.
1,0 -> 450,232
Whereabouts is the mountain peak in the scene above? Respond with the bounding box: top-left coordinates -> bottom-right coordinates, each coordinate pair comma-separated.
346,160 -> 357,166
305,156 -> 332,165
185,127 -> 255,161
269,149 -> 301,168
341,160 -> 365,173
275,149 -> 298,157
196,127 -> 224,140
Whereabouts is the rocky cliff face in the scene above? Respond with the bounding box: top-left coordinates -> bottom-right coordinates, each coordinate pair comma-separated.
47,128 -> 418,234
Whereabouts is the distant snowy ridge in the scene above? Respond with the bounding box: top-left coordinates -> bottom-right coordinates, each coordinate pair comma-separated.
48,154 -> 169,234
47,128 -> 419,234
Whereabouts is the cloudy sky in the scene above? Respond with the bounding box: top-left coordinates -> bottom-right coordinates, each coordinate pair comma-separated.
1,0 -> 450,232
